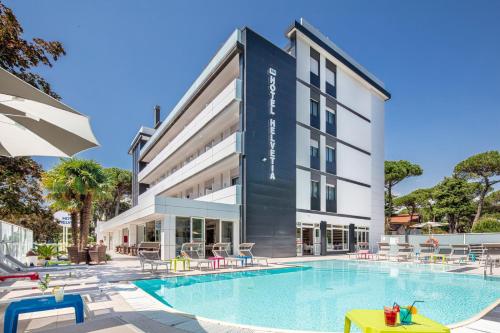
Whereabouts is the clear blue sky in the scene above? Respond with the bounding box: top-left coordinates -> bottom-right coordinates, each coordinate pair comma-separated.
5,0 -> 500,195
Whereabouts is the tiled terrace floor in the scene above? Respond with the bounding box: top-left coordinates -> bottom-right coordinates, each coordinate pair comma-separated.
0,253 -> 498,332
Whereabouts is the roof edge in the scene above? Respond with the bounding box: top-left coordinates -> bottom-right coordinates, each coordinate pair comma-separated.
139,29 -> 243,159
288,19 -> 391,100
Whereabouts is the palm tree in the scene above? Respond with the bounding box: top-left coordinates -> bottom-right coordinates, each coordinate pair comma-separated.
62,159 -> 108,249
43,158 -> 108,249
43,165 -> 81,247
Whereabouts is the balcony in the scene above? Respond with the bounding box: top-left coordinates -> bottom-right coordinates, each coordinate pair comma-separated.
139,132 -> 242,202
195,185 -> 241,205
139,79 -> 242,183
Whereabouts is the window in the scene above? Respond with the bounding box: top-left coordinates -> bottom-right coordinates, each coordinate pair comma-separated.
145,221 -> 156,242
326,185 -> 337,213
330,225 -> 348,251
175,217 -> 190,255
221,221 -> 234,254
310,50 -> 320,87
326,110 -> 336,136
191,218 -> 204,243
231,177 -> 239,186
326,146 -> 336,174
310,99 -> 320,129
204,178 -> 214,195
311,180 -> 320,211
310,56 -> 319,75
326,61 -> 336,97
310,139 -> 320,170
326,67 -> 335,87
326,229 -> 333,250
355,227 -> 370,245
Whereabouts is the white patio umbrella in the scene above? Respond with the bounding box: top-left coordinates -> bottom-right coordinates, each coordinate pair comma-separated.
411,221 -> 448,234
0,67 -> 99,157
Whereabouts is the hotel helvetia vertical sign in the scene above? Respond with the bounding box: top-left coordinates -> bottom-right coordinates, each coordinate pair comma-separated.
268,67 -> 277,180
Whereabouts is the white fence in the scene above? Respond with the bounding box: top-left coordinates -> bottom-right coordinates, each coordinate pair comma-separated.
0,220 -> 34,262
381,233 -> 500,248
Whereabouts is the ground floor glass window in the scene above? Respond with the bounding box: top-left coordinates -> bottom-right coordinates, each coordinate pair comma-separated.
221,221 -> 233,254
355,226 -> 369,245
326,225 -> 348,251
175,217 -> 191,255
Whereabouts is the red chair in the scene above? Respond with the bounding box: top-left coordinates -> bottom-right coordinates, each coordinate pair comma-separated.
0,272 -> 39,282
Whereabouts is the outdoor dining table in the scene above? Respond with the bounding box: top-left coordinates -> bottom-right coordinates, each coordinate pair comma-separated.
4,294 -> 84,333
344,309 -> 450,333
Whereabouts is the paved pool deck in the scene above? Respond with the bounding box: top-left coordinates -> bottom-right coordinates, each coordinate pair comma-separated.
0,253 -> 498,333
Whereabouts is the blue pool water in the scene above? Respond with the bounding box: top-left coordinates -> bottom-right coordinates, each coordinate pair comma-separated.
134,260 -> 500,332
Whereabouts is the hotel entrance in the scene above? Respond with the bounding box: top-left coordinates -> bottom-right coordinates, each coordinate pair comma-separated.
296,223 -> 321,256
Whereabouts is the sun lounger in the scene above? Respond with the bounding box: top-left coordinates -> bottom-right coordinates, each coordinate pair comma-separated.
395,243 -> 413,261
138,251 -> 169,273
4,254 -> 28,269
418,243 -> 435,262
238,243 -> 269,266
212,243 -> 245,268
483,243 -> 500,275
469,243 -> 485,263
450,244 -> 470,264
180,243 -> 213,270
0,272 -> 39,282
431,246 -> 452,263
0,260 -> 18,273
376,242 -> 391,260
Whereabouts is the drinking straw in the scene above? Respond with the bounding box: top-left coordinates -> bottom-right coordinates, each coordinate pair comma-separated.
402,300 -> 424,322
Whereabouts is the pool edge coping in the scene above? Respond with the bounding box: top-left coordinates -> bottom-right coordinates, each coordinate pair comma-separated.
447,298 -> 500,329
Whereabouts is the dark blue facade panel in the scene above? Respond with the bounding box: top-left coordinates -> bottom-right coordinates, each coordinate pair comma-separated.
243,28 -> 297,257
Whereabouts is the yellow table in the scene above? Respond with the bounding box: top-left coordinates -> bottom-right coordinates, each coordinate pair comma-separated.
344,309 -> 450,333
170,258 -> 190,271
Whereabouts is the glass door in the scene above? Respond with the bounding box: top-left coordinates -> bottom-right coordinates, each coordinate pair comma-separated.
313,227 -> 321,255
205,219 -> 219,258
221,221 -> 233,254
191,218 -> 205,243
175,217 -> 191,256
326,229 -> 333,251
296,227 -> 303,256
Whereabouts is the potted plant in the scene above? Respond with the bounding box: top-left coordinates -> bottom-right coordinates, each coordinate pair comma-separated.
26,249 -> 38,267
35,244 -> 61,266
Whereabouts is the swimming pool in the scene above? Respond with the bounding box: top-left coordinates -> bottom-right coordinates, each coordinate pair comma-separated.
134,260 -> 500,332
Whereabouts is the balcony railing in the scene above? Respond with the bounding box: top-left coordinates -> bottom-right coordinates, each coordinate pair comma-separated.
139,78 -> 242,183
139,132 -> 242,202
195,185 -> 241,205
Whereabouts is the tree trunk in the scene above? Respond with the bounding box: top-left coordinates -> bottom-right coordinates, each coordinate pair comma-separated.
79,193 -> 93,249
385,186 -> 393,233
70,211 -> 79,247
114,194 -> 120,218
472,179 -> 489,227
79,209 -> 84,249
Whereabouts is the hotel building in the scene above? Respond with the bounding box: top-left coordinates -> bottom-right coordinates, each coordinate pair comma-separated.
96,19 -> 391,258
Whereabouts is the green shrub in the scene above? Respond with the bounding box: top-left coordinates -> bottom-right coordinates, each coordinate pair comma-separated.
105,253 -> 112,261
35,244 -> 62,260
472,217 -> 500,233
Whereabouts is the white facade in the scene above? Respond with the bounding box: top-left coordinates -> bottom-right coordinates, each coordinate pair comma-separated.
97,30 -> 244,259
97,19 -> 389,258
291,19 -> 389,252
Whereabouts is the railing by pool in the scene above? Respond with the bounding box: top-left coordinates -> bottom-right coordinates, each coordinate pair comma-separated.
0,220 -> 34,262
